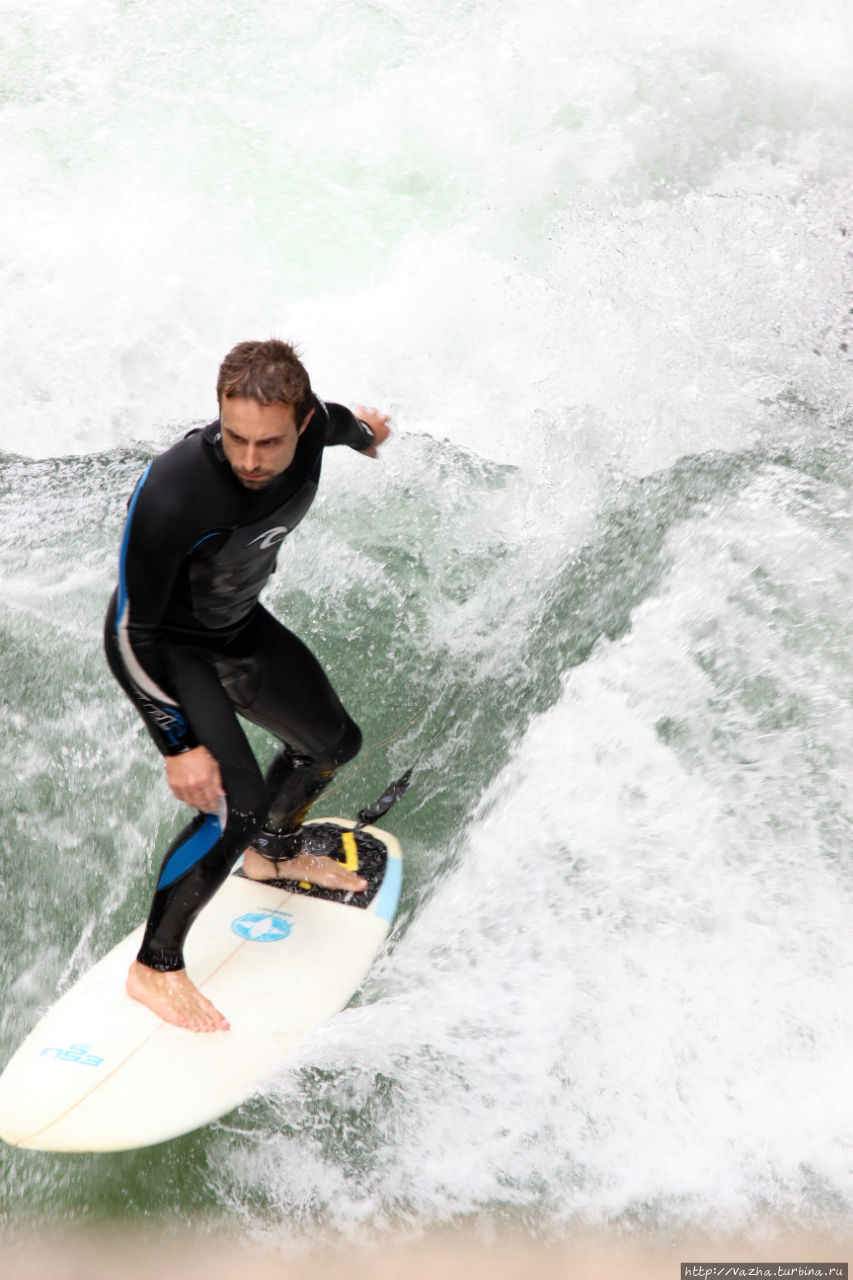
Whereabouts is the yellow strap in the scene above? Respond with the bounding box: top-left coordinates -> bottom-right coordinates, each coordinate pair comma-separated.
341,830 -> 359,871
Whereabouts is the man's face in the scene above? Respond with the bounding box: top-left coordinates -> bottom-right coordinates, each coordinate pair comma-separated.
219,396 -> 313,490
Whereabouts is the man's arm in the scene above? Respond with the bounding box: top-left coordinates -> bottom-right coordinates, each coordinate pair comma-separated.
115,461 -> 201,757
352,405 -> 391,459
117,464 -> 227,812
321,399 -> 391,456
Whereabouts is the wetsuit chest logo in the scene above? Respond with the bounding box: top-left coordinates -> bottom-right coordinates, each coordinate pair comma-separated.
246,526 -> 289,550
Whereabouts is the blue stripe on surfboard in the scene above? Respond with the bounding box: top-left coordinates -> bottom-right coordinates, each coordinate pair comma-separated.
157,813 -> 222,889
373,853 -> 402,924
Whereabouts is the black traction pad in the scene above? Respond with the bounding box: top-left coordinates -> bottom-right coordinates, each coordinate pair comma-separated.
234,822 -> 388,910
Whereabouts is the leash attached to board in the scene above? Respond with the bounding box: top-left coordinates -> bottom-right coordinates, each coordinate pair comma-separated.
350,696 -> 457,829
355,767 -> 413,830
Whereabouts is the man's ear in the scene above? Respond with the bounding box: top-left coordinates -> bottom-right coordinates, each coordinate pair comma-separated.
298,406 -> 315,435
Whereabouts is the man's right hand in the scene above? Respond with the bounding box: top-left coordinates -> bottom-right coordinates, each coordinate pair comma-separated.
165,745 -> 224,814
354,405 -> 391,458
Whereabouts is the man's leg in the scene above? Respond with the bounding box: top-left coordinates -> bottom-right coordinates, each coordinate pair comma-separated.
217,608 -> 366,890
261,747 -> 337,839
127,648 -> 269,1030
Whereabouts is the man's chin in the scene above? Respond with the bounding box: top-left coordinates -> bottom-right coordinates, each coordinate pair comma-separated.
236,473 -> 271,489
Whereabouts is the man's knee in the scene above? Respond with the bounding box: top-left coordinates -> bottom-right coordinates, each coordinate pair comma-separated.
296,715 -> 362,770
328,717 -> 361,768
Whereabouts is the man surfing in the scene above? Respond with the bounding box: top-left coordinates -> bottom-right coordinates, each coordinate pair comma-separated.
104,339 -> 390,1033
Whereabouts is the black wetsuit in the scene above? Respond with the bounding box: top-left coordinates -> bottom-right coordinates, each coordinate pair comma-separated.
104,397 -> 373,971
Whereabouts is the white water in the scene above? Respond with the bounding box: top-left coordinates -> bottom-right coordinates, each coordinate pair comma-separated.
2,0 -> 853,1246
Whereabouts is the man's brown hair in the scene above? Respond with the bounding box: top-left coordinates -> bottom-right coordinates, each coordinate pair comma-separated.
216,339 -> 313,424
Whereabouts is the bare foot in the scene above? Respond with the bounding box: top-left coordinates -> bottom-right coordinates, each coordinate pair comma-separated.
242,845 -> 367,893
126,961 -> 230,1033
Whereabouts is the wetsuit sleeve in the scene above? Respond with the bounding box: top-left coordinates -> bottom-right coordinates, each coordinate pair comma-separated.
113,464 -> 201,756
317,398 -> 376,451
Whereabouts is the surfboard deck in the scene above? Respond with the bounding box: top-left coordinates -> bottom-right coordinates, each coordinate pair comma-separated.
0,818 -> 402,1153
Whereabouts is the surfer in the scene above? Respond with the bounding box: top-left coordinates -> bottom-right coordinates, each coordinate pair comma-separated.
104,339 -> 390,1033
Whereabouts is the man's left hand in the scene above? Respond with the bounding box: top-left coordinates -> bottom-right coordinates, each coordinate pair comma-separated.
165,745 -> 224,814
355,406 -> 391,458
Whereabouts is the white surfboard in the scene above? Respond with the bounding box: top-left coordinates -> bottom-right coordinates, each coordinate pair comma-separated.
0,818 -> 402,1153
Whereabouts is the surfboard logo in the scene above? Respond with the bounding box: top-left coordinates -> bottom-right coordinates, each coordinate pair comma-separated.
39,1043 -> 104,1067
231,910 -> 294,942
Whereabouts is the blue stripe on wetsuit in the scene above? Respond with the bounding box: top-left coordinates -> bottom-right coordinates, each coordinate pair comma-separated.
117,464 -> 152,620
116,462 -> 189,748
157,813 -> 222,889
188,531 -> 220,553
